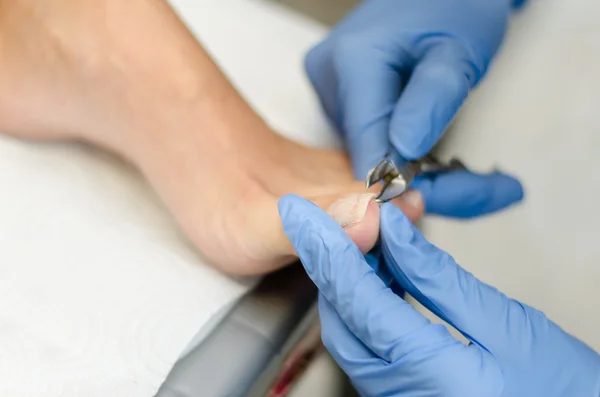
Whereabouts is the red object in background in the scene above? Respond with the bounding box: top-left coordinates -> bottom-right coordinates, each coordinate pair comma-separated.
267,320 -> 323,397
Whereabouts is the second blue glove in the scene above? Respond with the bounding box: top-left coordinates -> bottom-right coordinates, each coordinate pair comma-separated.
306,0 -> 524,218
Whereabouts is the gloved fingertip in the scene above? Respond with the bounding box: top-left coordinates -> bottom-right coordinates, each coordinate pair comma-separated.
476,172 -> 525,216
388,104 -> 433,160
278,194 -> 316,222
391,129 -> 432,160
492,171 -> 525,203
416,171 -> 525,218
351,140 -> 391,180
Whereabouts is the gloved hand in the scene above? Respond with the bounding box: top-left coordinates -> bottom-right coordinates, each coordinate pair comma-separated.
305,0 -> 526,218
279,194 -> 600,397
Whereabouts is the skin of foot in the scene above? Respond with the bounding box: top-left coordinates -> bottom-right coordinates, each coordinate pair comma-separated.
0,0 -> 424,275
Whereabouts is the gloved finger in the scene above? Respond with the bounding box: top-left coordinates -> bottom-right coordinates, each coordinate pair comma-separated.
389,42 -> 475,159
317,294 -> 383,371
380,203 -> 528,353
365,246 -> 405,298
410,170 -> 524,218
333,40 -> 409,178
319,294 -> 403,397
279,194 -> 452,362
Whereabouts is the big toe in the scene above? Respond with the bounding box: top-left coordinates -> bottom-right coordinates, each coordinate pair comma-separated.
325,193 -> 381,254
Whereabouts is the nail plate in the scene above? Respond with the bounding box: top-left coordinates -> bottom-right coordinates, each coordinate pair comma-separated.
327,193 -> 376,228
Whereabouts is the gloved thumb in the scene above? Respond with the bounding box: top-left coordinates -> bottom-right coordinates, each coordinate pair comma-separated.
380,203 -> 521,352
389,42 -> 477,159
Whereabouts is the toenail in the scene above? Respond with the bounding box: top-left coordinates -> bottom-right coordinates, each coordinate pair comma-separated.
327,193 -> 376,228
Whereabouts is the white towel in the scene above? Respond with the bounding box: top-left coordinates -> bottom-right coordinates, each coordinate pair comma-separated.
0,1 -> 336,395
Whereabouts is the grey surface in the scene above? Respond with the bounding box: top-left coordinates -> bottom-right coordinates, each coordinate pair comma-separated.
156,265 -> 318,397
269,0 -> 359,25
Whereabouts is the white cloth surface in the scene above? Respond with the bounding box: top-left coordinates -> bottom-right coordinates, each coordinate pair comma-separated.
0,1 -> 335,396
417,0 -> 600,351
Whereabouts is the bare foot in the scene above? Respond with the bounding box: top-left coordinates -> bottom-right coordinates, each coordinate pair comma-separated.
0,0 -> 424,274
132,119 -> 424,274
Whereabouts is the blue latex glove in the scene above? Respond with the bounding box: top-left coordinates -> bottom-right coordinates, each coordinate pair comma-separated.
279,194 -> 600,397
305,0 -> 525,218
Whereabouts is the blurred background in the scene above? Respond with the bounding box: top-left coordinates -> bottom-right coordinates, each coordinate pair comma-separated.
268,0 -> 358,25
